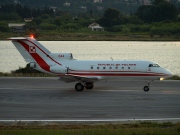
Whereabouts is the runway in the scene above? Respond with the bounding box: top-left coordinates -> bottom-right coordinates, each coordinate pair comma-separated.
0,77 -> 180,123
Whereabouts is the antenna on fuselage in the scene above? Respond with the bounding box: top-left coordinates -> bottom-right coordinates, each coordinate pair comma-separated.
110,57 -> 113,60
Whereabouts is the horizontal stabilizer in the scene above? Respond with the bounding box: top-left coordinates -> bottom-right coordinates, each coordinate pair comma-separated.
7,37 -> 27,40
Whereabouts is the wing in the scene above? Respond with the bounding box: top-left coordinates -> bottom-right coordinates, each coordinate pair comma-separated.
59,75 -> 101,83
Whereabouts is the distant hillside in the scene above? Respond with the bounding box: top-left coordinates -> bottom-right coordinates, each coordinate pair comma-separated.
0,0 -> 179,15
0,0 -> 142,14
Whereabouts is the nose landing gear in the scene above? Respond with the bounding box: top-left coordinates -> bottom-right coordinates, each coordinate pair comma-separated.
143,81 -> 153,92
143,86 -> 149,92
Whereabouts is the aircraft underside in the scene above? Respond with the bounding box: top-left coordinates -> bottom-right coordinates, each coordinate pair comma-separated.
59,76 -> 156,92
73,81 -> 151,92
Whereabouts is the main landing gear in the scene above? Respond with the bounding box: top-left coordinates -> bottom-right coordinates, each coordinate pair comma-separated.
75,81 -> 153,92
143,81 -> 153,92
75,82 -> 94,91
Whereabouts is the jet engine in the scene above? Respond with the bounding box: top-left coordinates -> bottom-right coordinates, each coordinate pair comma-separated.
50,65 -> 68,74
29,62 -> 36,68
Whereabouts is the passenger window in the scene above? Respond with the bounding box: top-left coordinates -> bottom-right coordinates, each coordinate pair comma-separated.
128,67 -> 130,70
122,67 -> 124,70
109,67 -> 112,69
97,67 -> 99,69
91,66 -> 93,69
115,67 -> 118,69
103,67 -> 106,69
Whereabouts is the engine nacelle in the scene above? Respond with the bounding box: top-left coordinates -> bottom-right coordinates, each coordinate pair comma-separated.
29,62 -> 36,68
50,66 -> 68,74
49,53 -> 73,60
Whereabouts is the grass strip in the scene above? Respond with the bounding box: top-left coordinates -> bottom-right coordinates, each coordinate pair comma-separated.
0,122 -> 180,135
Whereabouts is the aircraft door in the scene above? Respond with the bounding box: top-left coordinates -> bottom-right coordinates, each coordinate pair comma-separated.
146,64 -> 152,72
65,67 -> 69,73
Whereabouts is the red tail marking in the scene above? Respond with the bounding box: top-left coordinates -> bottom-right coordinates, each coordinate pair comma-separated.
18,40 -> 50,72
26,39 -> 62,66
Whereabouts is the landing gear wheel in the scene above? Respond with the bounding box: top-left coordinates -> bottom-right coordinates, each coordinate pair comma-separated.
85,82 -> 94,89
85,85 -> 93,89
75,83 -> 84,91
143,86 -> 149,92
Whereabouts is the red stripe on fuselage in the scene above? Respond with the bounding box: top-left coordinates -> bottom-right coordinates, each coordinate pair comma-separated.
17,40 -> 50,72
60,69 -> 170,77
67,73 -> 169,77
68,69 -> 170,77
69,69 -> 160,74
67,72 -> 170,77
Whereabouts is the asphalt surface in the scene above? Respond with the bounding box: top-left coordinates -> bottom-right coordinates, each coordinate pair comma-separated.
0,77 -> 180,123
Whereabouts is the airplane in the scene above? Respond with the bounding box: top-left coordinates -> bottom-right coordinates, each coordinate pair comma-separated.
8,37 -> 173,92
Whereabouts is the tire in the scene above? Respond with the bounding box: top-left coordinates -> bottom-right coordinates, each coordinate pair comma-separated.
85,85 -> 93,89
85,82 -> 94,89
75,83 -> 84,91
143,86 -> 149,92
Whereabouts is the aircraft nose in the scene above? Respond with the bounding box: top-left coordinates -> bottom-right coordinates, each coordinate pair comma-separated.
160,69 -> 173,80
166,69 -> 174,77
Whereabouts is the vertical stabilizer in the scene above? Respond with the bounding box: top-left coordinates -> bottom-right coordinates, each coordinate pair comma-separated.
8,37 -> 51,61
8,37 -> 59,73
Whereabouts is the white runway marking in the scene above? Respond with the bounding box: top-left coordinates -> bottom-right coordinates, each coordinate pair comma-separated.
0,88 -> 19,90
0,118 -> 180,122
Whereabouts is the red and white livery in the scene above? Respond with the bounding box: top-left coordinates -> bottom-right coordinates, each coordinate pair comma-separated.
8,37 -> 173,92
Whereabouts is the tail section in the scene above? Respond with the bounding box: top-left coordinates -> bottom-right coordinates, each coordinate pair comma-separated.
8,37 -> 50,62
8,37 -> 62,74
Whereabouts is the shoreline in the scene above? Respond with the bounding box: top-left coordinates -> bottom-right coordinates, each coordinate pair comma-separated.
36,34 -> 180,41
1,32 -> 180,41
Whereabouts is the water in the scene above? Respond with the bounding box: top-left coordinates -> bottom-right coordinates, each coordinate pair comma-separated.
0,41 -> 180,75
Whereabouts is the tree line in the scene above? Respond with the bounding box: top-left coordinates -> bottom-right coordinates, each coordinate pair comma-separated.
0,0 -> 179,38
0,0 -> 144,15
0,4 -> 54,19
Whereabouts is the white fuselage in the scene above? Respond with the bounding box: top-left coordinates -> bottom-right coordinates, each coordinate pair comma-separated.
9,37 -> 173,91
35,59 -> 173,81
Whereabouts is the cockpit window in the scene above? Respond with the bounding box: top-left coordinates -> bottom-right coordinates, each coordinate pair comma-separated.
148,64 -> 160,67
149,64 -> 153,67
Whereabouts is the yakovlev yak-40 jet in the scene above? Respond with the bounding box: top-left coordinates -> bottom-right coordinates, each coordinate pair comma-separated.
8,37 -> 173,92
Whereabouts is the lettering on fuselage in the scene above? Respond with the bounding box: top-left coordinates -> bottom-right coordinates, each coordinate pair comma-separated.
98,64 -> 136,66
58,55 -> 64,58
122,64 -> 136,66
